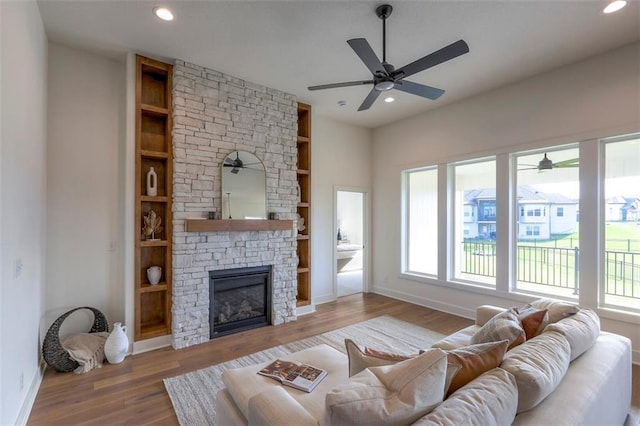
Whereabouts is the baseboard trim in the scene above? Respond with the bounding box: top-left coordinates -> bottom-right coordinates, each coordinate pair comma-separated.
15,359 -> 46,426
132,334 -> 172,355
372,286 -> 475,320
633,350 -> 639,365
295,304 -> 316,317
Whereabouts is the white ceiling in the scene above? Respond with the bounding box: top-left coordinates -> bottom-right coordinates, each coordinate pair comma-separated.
37,0 -> 640,129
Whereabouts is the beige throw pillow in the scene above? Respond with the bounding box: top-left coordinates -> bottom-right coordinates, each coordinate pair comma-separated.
529,298 -> 579,324
545,308 -> 600,361
325,348 -> 448,426
344,338 -> 413,377
500,330 -> 570,413
471,308 -> 526,350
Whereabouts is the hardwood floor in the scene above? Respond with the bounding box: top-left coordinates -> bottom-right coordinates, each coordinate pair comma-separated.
28,293 -> 639,424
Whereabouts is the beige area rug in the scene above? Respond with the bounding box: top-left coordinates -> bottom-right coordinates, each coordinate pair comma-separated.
163,315 -> 444,426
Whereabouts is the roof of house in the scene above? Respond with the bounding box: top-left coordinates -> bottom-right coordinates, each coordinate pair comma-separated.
464,185 -> 575,205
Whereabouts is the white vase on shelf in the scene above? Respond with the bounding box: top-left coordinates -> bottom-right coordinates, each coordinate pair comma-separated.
146,167 -> 158,196
147,266 -> 162,285
104,322 -> 129,364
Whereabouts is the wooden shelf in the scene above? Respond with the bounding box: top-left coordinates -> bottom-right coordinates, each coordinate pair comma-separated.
135,54 -> 173,342
140,283 -> 168,293
186,219 -> 294,232
296,103 -> 312,307
141,150 -> 169,159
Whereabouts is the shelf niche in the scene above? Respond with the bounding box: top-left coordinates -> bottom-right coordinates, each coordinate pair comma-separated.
296,103 -> 312,307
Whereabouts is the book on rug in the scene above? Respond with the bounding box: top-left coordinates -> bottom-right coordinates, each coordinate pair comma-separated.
257,359 -> 327,393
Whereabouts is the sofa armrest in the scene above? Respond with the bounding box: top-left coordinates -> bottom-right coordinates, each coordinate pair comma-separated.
476,305 -> 507,326
248,387 -> 318,426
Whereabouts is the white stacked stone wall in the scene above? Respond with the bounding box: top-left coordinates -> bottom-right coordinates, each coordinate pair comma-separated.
171,60 -> 298,349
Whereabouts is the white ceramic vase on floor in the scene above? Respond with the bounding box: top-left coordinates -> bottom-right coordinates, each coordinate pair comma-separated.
104,322 -> 129,364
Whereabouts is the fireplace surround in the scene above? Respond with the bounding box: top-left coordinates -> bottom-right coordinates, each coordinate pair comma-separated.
209,266 -> 272,338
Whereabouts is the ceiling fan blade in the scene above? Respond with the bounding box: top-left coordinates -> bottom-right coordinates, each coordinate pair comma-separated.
553,164 -> 579,168
553,158 -> 579,167
308,80 -> 374,91
392,39 -> 469,80
394,80 -> 445,100
358,88 -> 382,111
347,38 -> 387,76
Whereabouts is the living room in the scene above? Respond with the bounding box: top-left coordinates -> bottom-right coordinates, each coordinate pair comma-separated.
2,1 -> 639,425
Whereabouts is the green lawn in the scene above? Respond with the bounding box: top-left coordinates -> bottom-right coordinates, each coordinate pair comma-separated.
522,222 -> 640,252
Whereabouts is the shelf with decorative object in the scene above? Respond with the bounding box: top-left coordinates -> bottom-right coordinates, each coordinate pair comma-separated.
296,103 -> 312,307
135,54 -> 173,342
185,219 -> 294,233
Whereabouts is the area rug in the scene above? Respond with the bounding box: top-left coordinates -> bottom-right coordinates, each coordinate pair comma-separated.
163,315 -> 444,426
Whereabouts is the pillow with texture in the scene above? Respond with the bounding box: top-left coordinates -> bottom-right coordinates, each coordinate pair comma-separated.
414,368 -> 518,426
500,330 -> 570,413
529,298 -> 579,324
516,305 -> 548,340
344,338 -> 413,377
545,308 -> 600,361
471,308 -> 526,350
445,339 -> 509,396
325,348 -> 448,426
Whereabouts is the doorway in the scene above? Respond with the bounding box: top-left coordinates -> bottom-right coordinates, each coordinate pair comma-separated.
335,189 -> 366,297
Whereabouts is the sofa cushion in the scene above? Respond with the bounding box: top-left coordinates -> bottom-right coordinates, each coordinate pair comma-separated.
345,338 -> 413,377
500,330 -> 570,413
431,325 -> 478,350
545,308 -> 600,361
414,368 -> 518,426
529,298 -> 579,324
446,340 -> 509,396
471,308 -> 526,350
325,348 -> 448,426
248,387 -> 317,426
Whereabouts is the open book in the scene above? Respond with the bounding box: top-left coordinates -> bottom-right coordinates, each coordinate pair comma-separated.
257,359 -> 328,393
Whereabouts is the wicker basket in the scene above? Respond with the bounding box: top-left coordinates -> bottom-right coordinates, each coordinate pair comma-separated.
42,307 -> 109,372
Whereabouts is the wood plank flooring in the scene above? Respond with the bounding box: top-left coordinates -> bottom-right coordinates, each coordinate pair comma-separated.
27,293 -> 639,425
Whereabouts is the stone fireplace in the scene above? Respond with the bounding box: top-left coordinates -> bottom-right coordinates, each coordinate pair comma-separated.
209,266 -> 272,338
171,60 -> 299,349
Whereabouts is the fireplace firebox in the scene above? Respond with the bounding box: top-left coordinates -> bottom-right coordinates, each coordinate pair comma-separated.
209,266 -> 272,338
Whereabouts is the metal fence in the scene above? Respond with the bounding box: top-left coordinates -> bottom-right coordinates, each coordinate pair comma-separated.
461,241 -> 640,300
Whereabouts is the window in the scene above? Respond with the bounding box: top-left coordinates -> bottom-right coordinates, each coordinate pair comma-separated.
453,159 -> 496,286
405,167 -> 438,276
515,147 -> 579,299
603,135 -> 640,312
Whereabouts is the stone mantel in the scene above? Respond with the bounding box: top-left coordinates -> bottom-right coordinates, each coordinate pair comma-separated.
185,219 -> 294,232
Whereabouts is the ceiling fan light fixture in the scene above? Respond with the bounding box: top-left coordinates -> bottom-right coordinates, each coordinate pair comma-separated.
538,153 -> 554,170
153,7 -> 174,21
603,0 -> 626,13
375,80 -> 395,91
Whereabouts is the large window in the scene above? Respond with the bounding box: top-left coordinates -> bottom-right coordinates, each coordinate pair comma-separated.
405,168 -> 438,276
453,159 -> 496,286
603,135 -> 640,312
515,147 -> 579,298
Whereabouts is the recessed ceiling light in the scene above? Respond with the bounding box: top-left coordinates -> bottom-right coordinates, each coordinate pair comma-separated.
603,0 -> 626,14
337,100 -> 347,107
384,97 -> 395,103
153,7 -> 174,21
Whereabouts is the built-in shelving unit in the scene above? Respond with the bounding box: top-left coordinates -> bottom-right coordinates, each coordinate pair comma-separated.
134,55 -> 173,341
297,103 -> 311,307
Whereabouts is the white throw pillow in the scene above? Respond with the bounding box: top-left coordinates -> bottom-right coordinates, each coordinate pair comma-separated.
500,331 -> 570,413
414,368 -> 518,426
529,298 -> 579,324
545,308 -> 600,361
325,348 -> 448,426
471,308 -> 526,350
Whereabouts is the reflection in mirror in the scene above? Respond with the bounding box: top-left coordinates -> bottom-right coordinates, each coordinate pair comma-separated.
221,151 -> 267,219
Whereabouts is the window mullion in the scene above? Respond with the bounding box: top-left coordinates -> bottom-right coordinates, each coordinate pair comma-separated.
579,139 -> 601,308
496,153 -> 512,293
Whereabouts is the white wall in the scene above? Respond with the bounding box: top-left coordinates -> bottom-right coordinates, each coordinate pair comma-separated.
372,43 -> 640,357
0,2 -> 48,424
311,115 -> 372,303
46,43 -> 126,327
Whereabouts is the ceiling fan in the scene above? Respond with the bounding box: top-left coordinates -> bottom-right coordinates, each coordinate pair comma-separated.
308,4 -> 470,111
520,153 -> 579,171
223,152 -> 260,174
